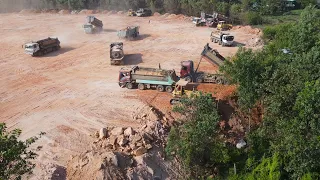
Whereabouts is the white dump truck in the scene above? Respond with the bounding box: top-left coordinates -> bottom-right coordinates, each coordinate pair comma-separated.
24,37 -> 60,56
210,31 -> 234,46
83,16 -> 103,34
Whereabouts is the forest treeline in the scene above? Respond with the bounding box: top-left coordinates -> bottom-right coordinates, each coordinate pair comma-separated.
1,0 -> 318,23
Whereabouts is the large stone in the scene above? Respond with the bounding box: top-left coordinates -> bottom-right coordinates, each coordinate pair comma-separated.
111,127 -> 124,136
133,147 -> 147,156
103,152 -> 118,167
109,135 -> 117,146
124,127 -> 135,137
145,144 -> 152,150
99,128 -> 107,139
132,134 -> 142,144
117,135 -> 128,147
143,133 -> 154,141
147,121 -> 156,129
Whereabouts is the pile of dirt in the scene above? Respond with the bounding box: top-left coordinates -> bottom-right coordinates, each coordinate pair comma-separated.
117,11 -> 124,15
19,9 -> 36,14
234,25 -> 261,35
93,10 -> 101,14
71,10 -> 79,15
161,13 -> 170,17
165,14 -> 177,19
153,12 -> 160,16
49,9 -> 59,14
59,10 -> 70,15
79,9 -> 94,14
101,10 -> 109,14
246,37 -> 264,47
107,10 -> 116,15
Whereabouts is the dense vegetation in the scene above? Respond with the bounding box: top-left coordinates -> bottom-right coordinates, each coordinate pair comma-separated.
0,123 -> 42,179
167,5 -> 320,179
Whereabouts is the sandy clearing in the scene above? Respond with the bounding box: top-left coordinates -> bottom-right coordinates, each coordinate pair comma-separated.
0,13 -> 259,179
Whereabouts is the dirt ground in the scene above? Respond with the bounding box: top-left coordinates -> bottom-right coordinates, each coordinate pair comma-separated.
0,12 -> 260,179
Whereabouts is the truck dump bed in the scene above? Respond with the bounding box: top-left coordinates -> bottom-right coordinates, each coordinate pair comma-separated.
117,26 -> 139,38
132,67 -> 178,84
37,37 -> 60,48
86,16 -> 103,27
201,44 -> 225,67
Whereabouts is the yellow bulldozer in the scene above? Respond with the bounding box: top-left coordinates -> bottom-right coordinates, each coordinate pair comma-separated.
217,21 -> 232,31
170,80 -> 199,105
127,9 -> 136,16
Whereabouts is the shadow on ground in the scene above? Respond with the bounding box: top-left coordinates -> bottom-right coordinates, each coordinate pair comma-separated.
124,53 -> 143,65
51,166 -> 66,180
43,47 -> 75,57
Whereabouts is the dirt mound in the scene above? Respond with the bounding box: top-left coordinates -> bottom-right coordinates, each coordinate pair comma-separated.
79,9 -> 94,15
19,9 -> 36,14
161,13 -> 170,17
107,10 -> 116,15
234,25 -> 261,35
101,10 -> 109,14
117,11 -> 124,15
153,12 -> 160,16
246,37 -> 264,47
59,10 -> 70,15
165,14 -> 177,19
93,10 -> 101,14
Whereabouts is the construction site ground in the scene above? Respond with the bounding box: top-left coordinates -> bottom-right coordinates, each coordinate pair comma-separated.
0,12 -> 261,179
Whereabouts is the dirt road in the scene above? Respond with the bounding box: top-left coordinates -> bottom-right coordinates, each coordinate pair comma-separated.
0,12 -> 260,179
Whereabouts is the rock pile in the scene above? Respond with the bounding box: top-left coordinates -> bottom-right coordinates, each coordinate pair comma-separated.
93,119 -> 168,157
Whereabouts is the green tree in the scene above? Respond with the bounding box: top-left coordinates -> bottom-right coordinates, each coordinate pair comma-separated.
0,123 -> 43,180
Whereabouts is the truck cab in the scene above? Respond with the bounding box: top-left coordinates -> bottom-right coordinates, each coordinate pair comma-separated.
24,43 -> 39,55
180,60 -> 195,82
118,67 -> 133,88
83,24 -> 94,34
220,34 -> 234,46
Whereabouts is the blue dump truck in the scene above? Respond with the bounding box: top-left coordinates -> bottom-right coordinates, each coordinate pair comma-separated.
118,66 -> 179,92
117,26 -> 139,40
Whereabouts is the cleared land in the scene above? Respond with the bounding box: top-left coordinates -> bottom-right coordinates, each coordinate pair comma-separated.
0,12 -> 260,179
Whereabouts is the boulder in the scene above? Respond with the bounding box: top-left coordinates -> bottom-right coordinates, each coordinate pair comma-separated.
124,127 -> 135,137
132,134 -> 142,144
143,133 -> 154,141
111,127 -> 123,136
109,135 -> 117,146
103,152 -> 118,167
117,135 -> 128,147
145,144 -> 152,150
99,128 -> 107,139
133,147 -> 147,156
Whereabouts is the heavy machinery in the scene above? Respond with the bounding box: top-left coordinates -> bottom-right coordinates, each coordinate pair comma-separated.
24,37 -> 60,56
127,9 -> 136,16
118,66 -> 179,92
136,8 -> 152,17
110,42 -> 124,65
117,26 -> 140,40
180,44 -> 228,84
210,31 -> 234,46
83,16 -> 103,34
193,17 -> 206,26
217,21 -> 232,31
169,80 -> 199,105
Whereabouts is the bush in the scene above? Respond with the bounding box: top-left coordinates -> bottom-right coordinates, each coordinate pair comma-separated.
242,11 -> 264,25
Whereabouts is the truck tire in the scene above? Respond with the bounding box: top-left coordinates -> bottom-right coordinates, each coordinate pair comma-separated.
196,77 -> 203,83
184,76 -> 192,83
156,85 -> 164,92
216,78 -> 222,84
138,83 -> 145,90
126,83 -> 133,89
165,86 -> 173,93
112,52 -> 120,58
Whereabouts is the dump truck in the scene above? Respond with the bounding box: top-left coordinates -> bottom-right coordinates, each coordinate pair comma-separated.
118,66 -> 179,92
128,9 -> 136,16
24,37 -> 60,56
210,31 -> 234,46
83,16 -> 103,34
136,8 -> 152,17
110,42 -> 124,65
180,44 -> 228,84
117,26 -> 139,39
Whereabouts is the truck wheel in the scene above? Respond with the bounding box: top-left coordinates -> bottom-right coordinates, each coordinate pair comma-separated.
165,86 -> 173,93
218,41 -> 221,45
184,76 -> 192,83
156,85 -> 164,92
138,83 -> 145,90
196,77 -> 203,83
126,83 -> 133,89
216,78 -> 222,84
